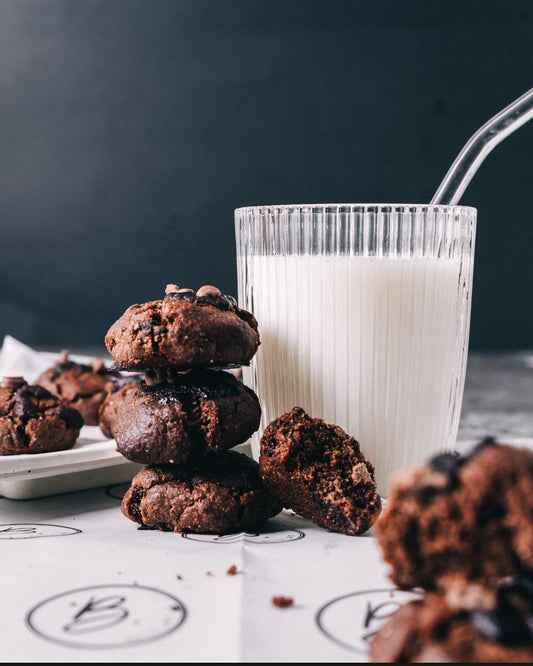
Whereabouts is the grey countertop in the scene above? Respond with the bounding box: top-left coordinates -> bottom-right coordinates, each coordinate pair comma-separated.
458,350 -> 533,443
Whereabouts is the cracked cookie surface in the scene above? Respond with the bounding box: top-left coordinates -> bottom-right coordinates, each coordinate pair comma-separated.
121,450 -> 283,534
0,377 -> 84,455
111,369 -> 261,464
104,286 -> 260,371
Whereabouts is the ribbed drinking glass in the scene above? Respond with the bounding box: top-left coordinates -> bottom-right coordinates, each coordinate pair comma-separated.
235,204 -> 476,494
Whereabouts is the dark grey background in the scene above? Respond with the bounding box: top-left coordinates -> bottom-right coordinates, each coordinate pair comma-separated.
0,0 -> 532,353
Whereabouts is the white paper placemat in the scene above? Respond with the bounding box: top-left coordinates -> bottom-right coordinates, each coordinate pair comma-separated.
0,484 -> 415,663
2,335 -> 532,662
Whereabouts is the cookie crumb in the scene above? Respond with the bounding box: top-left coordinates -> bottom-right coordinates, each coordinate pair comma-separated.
272,595 -> 293,608
226,564 -> 238,575
206,571 -> 213,576
176,574 -> 183,580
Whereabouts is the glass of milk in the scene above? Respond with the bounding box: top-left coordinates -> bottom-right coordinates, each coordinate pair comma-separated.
235,204 -> 476,495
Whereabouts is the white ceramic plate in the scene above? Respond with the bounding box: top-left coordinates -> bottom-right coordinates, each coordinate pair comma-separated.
0,426 -> 142,500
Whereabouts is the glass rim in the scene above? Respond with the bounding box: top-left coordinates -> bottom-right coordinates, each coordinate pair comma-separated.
235,203 -> 477,214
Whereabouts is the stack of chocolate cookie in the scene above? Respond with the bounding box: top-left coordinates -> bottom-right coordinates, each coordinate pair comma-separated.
104,283 -> 283,534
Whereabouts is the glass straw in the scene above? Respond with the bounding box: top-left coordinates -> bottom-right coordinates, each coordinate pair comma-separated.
431,87 -> 533,205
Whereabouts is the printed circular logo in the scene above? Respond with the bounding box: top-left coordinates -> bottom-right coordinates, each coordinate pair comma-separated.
0,523 -> 81,539
26,584 -> 186,649
181,520 -> 305,544
316,588 -> 421,655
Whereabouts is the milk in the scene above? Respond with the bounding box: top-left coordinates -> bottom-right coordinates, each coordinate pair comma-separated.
242,254 -> 471,494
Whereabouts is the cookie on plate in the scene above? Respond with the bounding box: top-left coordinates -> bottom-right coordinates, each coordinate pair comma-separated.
111,368 -> 261,464
121,450 -> 283,534
369,577 -> 533,663
35,350 -> 120,426
98,372 -> 144,438
374,438 -> 533,591
0,376 -> 84,455
104,284 -> 260,371
258,406 -> 381,535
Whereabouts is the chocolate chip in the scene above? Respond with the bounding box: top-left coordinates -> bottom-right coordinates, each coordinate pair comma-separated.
498,576 -> 533,619
221,294 -> 238,309
165,289 -> 196,302
162,283 -> 238,311
429,452 -> 465,485
58,406 -> 84,429
13,393 -> 38,420
197,293 -> 236,310
428,438 -> 512,497
470,436 -> 498,457
27,384 -> 53,399
500,575 -> 533,604
196,292 -> 222,307
430,439 -> 503,491
472,577 -> 533,646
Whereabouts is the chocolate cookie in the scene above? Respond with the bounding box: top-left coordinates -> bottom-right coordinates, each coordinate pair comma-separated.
374,439 -> 533,591
104,284 -> 260,371
0,377 -> 84,455
98,372 -> 144,438
111,368 -> 261,464
35,350 -> 120,425
258,406 -> 381,535
369,577 -> 533,663
121,450 -> 283,534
